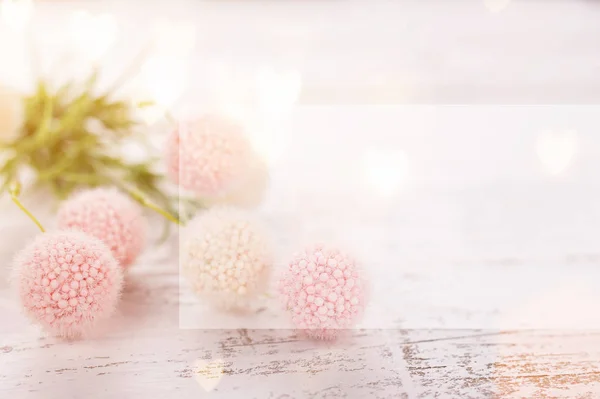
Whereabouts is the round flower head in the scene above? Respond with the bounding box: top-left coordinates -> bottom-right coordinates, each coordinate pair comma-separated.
57,188 -> 146,268
182,206 -> 272,311
278,245 -> 368,340
12,231 -> 123,338
165,114 -> 254,199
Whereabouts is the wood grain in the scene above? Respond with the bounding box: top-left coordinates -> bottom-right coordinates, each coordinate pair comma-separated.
2,257 -> 600,398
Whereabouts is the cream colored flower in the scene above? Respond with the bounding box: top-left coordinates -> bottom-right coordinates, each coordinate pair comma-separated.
182,206 -> 272,311
0,86 -> 24,143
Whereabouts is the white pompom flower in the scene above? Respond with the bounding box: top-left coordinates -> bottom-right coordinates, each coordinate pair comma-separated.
182,206 -> 273,311
0,85 -> 24,143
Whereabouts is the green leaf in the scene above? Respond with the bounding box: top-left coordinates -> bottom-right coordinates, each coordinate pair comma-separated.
34,96 -> 54,143
2,67 -> 183,225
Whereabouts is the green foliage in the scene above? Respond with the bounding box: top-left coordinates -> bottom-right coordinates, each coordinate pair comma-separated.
0,70 -> 180,221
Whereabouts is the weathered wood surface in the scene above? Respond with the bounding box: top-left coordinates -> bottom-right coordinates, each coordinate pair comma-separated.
2,261 -> 600,398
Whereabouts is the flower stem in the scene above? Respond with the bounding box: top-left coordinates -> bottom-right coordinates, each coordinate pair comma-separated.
120,185 -> 182,226
137,194 -> 182,226
9,183 -> 45,233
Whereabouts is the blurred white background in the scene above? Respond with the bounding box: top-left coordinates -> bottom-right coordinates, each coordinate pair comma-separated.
2,0 -> 600,329
2,0 -> 600,103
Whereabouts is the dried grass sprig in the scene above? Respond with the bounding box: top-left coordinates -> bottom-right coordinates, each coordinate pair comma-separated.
0,68 -> 182,224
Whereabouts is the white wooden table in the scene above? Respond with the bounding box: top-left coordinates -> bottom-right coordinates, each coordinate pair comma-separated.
3,263 -> 600,398
2,1 -> 600,398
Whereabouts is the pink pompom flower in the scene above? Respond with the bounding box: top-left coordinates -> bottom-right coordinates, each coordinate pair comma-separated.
165,114 -> 255,200
57,188 -> 146,268
278,245 -> 368,340
12,230 -> 123,338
